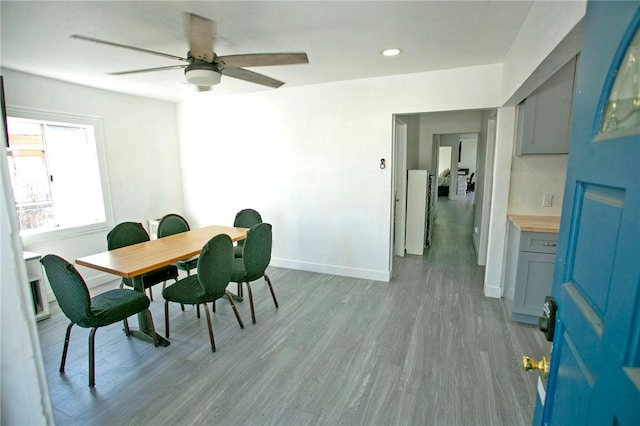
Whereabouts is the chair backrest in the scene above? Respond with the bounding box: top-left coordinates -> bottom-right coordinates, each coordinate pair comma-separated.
107,222 -> 150,250
233,208 -> 262,228
197,234 -> 233,298
40,254 -> 94,327
234,209 -> 262,249
157,213 -> 190,238
242,223 -> 273,281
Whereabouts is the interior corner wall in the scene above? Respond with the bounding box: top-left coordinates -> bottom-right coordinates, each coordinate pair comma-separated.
1,68 -> 183,293
482,2 -> 586,298
177,65 -> 502,282
474,109 -> 497,265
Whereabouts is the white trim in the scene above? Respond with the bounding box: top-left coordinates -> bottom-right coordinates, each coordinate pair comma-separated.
484,285 -> 503,299
271,257 -> 390,282
6,106 -> 114,244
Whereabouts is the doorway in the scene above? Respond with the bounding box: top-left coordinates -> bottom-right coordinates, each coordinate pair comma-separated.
390,110 -> 496,269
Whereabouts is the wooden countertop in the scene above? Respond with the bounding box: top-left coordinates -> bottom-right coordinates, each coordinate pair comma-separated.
508,215 -> 561,233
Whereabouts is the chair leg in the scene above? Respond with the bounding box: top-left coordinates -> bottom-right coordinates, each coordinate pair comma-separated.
164,279 -> 184,311
265,273 -> 279,308
164,301 -> 170,338
123,318 -> 131,336
226,291 -> 245,329
212,300 -> 216,313
89,327 -> 97,387
146,309 -> 158,347
237,282 -> 243,297
60,322 -> 74,373
148,286 -> 154,301
245,282 -> 256,325
203,302 -> 216,352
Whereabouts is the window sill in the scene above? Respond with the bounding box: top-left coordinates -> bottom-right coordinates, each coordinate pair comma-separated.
20,221 -> 113,245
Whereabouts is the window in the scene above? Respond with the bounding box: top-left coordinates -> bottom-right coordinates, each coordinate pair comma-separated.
601,25 -> 640,134
5,108 -> 112,239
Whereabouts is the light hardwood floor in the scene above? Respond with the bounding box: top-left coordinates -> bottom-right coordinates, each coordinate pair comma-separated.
37,195 -> 549,425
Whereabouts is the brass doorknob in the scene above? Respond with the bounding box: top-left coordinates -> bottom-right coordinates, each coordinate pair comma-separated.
522,355 -> 550,379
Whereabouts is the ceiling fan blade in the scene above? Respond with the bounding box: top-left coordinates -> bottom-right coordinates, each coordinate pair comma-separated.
219,53 -> 309,68
187,13 -> 214,62
222,67 -> 284,88
70,34 -> 188,62
108,65 -> 187,76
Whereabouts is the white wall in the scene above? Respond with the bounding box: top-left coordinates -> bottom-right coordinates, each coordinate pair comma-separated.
438,146 -> 452,175
418,110 -> 484,171
502,1 -> 587,104
2,69 -> 183,293
459,135 -> 478,176
177,65 -> 502,281
404,114 -> 421,171
508,154 -> 568,215
474,110 -> 497,266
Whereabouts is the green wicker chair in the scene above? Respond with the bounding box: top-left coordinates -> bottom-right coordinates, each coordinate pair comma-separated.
107,222 -> 179,301
233,208 -> 263,258
157,213 -> 199,275
40,254 -> 158,387
231,223 -> 278,324
162,234 -> 244,352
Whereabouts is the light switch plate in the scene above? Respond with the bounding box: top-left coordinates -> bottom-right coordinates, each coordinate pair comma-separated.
543,194 -> 553,207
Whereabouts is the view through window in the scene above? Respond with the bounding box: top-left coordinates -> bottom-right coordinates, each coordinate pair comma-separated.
6,113 -> 109,235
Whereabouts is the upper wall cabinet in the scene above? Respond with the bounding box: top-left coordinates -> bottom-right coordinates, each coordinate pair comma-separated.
515,56 -> 578,155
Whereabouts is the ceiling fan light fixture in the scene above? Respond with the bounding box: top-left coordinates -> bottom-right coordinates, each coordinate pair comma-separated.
184,64 -> 221,86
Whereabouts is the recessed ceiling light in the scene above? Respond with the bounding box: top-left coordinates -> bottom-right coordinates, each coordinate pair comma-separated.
382,48 -> 402,57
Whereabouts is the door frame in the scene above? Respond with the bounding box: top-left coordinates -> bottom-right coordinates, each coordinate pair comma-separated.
392,117 -> 408,263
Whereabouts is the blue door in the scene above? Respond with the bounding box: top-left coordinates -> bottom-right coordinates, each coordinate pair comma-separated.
542,1 -> 640,423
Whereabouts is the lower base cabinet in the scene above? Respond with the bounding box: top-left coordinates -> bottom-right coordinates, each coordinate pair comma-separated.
504,221 -> 558,325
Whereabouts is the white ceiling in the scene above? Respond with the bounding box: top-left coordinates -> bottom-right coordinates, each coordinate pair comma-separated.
0,1 -> 533,103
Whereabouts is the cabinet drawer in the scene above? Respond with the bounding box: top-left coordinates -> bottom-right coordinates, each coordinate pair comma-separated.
520,232 -> 558,254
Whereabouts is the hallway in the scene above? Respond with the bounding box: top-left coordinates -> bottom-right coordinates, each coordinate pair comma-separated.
391,193 -> 549,424
38,194 -> 547,425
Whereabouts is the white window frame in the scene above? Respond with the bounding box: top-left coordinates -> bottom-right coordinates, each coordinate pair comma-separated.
7,107 -> 114,244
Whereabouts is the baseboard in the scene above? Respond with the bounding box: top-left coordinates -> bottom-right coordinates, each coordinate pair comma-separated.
484,284 -> 502,299
270,257 -> 390,282
472,232 -> 480,264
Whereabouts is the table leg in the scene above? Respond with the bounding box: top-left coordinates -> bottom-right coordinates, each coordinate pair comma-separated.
131,275 -> 170,347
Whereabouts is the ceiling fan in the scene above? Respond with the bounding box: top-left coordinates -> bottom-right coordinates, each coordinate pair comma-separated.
71,13 -> 309,91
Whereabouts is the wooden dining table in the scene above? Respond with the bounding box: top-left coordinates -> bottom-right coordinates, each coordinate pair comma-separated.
76,224 -> 248,346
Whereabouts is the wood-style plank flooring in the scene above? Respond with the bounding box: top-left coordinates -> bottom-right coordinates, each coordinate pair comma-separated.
37,194 -> 549,425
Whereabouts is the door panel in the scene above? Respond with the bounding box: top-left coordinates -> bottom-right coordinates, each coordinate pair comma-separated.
543,1 -> 640,423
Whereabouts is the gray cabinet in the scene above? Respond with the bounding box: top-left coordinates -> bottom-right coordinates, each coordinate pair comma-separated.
504,223 -> 557,324
515,56 -> 577,155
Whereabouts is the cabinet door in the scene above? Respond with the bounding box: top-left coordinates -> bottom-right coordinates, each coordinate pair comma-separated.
516,56 -> 577,155
513,251 -> 555,318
